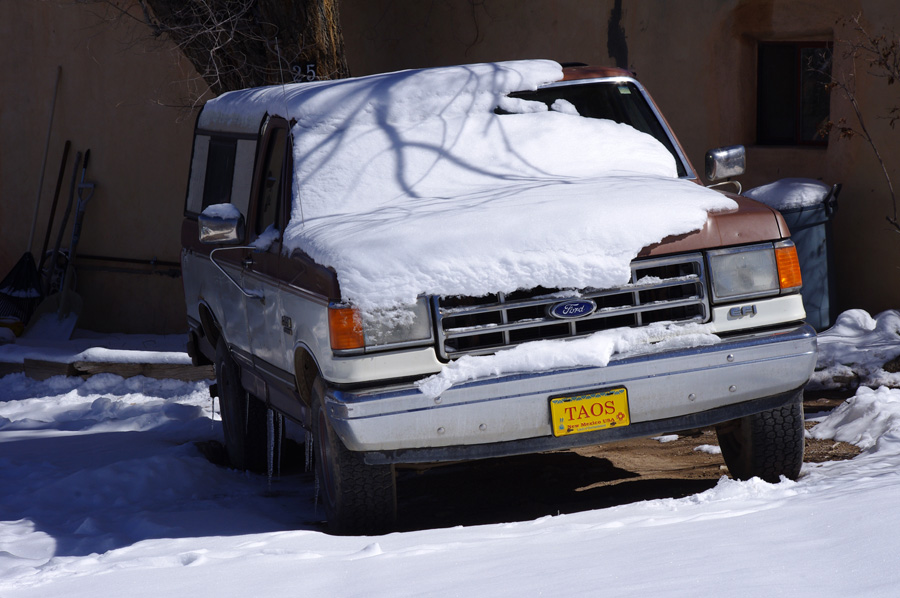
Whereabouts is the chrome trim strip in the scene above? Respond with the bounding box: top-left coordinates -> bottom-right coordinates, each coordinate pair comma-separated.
332,337 -> 436,357
208,246 -> 265,301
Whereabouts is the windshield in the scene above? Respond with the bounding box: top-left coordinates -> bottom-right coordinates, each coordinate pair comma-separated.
505,81 -> 689,178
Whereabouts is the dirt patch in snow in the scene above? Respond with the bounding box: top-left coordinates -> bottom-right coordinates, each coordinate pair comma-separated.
394,393 -> 859,531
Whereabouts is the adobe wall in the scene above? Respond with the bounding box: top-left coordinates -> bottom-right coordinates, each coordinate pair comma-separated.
2,1 -> 896,334
0,2 -> 204,333
619,0 -> 900,316
343,0 -> 900,318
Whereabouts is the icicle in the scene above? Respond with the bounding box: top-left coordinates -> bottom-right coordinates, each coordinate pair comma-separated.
305,429 -> 314,473
308,429 -> 319,514
313,469 -> 320,515
275,412 -> 283,478
267,409 -> 274,490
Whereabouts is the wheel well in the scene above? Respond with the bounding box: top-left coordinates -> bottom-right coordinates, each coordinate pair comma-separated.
294,348 -> 319,406
198,304 -> 222,349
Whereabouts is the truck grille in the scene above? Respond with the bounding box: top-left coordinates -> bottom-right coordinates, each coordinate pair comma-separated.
434,253 -> 708,360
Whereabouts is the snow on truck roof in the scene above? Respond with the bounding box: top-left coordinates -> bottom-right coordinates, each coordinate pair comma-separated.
199,60 -> 736,311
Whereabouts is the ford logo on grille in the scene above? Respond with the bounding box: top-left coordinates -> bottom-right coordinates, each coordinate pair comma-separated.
548,299 -> 597,320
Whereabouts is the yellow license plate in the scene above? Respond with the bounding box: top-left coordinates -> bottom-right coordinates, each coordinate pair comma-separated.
550,388 -> 630,437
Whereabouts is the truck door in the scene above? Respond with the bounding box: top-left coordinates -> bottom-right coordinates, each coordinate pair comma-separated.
183,131 -> 256,357
242,117 -> 291,375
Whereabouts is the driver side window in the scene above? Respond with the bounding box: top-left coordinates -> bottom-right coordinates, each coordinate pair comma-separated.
256,126 -> 287,236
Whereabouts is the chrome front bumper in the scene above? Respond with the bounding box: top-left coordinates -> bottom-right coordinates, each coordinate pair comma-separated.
324,323 -> 817,464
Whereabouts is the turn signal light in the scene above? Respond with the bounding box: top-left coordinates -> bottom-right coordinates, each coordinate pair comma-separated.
775,243 -> 802,292
329,306 -> 365,351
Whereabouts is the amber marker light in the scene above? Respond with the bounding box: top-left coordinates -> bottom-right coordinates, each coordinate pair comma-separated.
775,242 -> 803,292
329,306 -> 365,351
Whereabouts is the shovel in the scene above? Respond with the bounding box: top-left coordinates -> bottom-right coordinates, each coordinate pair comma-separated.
25,149 -> 95,340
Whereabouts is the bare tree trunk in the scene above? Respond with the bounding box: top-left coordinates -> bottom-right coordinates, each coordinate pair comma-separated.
136,0 -> 349,95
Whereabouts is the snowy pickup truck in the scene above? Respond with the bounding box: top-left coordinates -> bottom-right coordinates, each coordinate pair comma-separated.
181,61 -> 816,534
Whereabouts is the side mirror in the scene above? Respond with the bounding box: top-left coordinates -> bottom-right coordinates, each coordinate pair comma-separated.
199,204 -> 245,244
705,145 -> 746,181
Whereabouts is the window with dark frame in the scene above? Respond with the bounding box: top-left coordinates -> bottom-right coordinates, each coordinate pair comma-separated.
505,81 -> 689,177
757,41 -> 833,146
256,127 -> 287,236
201,137 -> 237,209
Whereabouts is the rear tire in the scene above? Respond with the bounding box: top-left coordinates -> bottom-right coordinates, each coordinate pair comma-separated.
312,380 -> 397,535
215,337 -> 268,472
716,392 -> 805,483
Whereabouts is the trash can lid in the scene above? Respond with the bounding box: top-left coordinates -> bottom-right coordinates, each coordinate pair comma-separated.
743,178 -> 832,211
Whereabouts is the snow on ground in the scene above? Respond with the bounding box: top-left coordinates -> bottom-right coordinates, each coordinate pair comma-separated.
0,310 -> 899,596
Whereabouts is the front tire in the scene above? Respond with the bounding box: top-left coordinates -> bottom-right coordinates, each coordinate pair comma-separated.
312,380 -> 397,535
716,391 -> 805,483
215,337 -> 268,472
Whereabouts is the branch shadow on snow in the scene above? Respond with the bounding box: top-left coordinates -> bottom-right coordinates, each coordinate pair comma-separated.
0,423 -> 320,559
1,418 -> 721,557
287,62 -> 563,208
281,63 -> 580,249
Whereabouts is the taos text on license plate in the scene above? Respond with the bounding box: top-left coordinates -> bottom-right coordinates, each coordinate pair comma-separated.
550,388 -> 630,437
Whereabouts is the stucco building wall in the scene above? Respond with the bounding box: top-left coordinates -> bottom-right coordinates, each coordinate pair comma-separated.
0,2 -> 204,333
341,0 -> 900,317
1,1 -> 897,334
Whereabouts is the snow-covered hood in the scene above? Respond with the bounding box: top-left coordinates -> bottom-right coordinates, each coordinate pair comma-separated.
201,60 -> 737,311
292,174 -> 736,311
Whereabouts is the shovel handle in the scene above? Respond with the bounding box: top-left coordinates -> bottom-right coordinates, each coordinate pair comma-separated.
45,151 -> 82,296
38,140 -> 72,275
77,149 -> 94,205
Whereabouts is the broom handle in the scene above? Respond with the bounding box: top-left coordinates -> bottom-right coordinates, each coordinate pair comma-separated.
28,66 -> 62,253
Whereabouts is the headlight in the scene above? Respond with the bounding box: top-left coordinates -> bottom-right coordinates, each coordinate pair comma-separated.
707,240 -> 802,303
329,297 -> 433,353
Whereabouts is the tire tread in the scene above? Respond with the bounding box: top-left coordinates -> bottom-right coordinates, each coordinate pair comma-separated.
716,393 -> 805,483
314,393 -> 397,535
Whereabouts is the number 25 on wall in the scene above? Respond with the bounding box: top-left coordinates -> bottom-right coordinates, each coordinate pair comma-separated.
292,63 -> 317,82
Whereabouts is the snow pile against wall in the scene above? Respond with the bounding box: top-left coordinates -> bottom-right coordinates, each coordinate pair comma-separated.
809,385 -> 900,451
201,60 -> 736,310
810,309 -> 900,389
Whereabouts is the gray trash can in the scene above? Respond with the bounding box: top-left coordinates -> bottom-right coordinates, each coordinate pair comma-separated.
743,178 -> 840,332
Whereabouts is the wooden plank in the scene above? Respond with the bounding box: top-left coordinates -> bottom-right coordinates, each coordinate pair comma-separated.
17,359 -> 214,382
0,361 -> 24,377
72,361 -> 215,381
23,358 -> 79,381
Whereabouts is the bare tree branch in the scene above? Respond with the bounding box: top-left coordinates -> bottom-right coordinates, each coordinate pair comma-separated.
822,14 -> 900,233
83,0 -> 349,99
